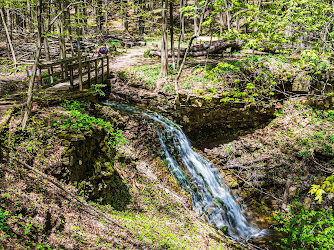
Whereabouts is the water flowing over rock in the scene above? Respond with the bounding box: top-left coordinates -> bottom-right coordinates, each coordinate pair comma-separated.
103,102 -> 266,240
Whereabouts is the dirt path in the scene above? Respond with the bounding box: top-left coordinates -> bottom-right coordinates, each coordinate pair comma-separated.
111,46 -> 157,72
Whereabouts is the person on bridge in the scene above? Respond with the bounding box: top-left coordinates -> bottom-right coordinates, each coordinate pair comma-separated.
98,44 -> 109,57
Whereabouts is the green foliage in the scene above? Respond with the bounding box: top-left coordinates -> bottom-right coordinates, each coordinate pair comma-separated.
59,110 -> 113,132
42,75 -> 58,84
132,65 -> 160,86
0,209 -> 9,232
300,50 -> 330,71
107,41 -> 121,49
309,175 -> 334,203
205,62 -> 240,79
273,202 -> 334,249
0,58 -> 17,73
144,49 -> 151,57
61,100 -> 88,112
90,83 -> 107,96
163,84 -> 175,93
58,100 -> 127,150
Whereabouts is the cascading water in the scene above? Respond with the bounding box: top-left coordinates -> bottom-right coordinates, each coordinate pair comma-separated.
102,102 -> 265,240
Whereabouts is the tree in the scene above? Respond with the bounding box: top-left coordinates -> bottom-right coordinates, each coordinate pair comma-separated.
161,0 -> 168,76
22,0 -> 44,129
0,7 -> 17,67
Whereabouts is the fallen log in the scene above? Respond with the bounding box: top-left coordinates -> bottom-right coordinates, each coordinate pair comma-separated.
149,39 -> 302,57
149,40 -> 244,57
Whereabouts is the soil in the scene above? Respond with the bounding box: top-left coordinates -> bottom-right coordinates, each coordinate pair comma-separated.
110,47 -> 156,71
0,103 -> 235,249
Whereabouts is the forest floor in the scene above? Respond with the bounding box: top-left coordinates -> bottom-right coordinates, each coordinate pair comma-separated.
1,41 -> 333,249
110,46 -> 155,71
204,103 -> 334,223
0,101 -> 238,249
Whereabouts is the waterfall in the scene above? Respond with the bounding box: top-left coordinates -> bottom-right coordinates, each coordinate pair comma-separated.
102,102 -> 265,240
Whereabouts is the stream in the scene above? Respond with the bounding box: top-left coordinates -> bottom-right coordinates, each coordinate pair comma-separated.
102,102 -> 267,241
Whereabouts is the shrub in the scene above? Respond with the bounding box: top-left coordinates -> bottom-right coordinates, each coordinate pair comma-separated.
273,202 -> 334,249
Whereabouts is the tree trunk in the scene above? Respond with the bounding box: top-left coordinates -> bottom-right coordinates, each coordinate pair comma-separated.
0,8 -> 17,66
138,0 -> 144,36
219,10 -> 223,38
176,34 -> 181,70
224,0 -> 230,30
97,0 -> 103,33
76,3 -> 83,90
170,0 -> 175,69
6,5 -> 12,40
104,0 -> 108,33
64,0 -> 75,56
175,0 -> 209,86
161,0 -> 168,76
27,0 -> 32,33
180,0 -> 185,42
194,1 -> 198,35
22,0 -> 44,130
43,23 -> 54,84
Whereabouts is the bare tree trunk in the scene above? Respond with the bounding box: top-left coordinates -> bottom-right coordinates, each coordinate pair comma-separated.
138,0 -> 144,36
0,8 -> 17,66
170,0 -> 175,69
180,0 -> 185,42
175,0 -> 209,88
64,0 -> 75,56
205,23 -> 213,69
97,0 -> 103,33
224,0 -> 230,30
76,2 -> 83,90
27,0 -> 33,33
219,10 -> 223,38
194,1 -> 198,35
104,0 -> 108,33
43,25 -> 54,84
176,34 -> 181,70
22,0 -> 44,130
161,0 -> 168,76
6,5 -> 12,40
175,35 -> 196,83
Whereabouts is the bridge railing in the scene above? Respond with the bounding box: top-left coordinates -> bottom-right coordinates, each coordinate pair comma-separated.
29,55 -> 110,89
67,55 -> 110,89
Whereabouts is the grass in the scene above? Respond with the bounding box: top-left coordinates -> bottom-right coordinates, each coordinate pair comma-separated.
132,65 -> 161,87
105,175 -> 228,249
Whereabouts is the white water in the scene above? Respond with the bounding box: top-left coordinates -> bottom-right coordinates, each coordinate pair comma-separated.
103,102 -> 265,240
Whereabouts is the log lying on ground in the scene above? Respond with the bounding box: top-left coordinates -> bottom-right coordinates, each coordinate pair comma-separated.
121,40 -> 146,48
149,40 -> 244,57
149,39 -> 298,57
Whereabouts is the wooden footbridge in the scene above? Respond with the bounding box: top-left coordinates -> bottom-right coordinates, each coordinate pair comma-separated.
0,55 -> 112,117
29,55 -> 111,90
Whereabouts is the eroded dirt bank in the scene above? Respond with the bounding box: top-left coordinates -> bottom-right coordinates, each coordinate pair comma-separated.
203,103 -> 334,226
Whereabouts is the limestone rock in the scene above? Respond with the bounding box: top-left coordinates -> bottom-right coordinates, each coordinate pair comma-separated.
292,72 -> 311,92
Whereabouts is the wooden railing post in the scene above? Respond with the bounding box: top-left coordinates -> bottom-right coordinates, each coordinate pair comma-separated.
95,59 -> 98,84
50,66 -> 54,84
70,65 -> 74,90
107,55 -> 109,79
39,67 -> 43,88
101,57 -> 104,81
87,61 -> 91,88
61,64 -> 65,80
